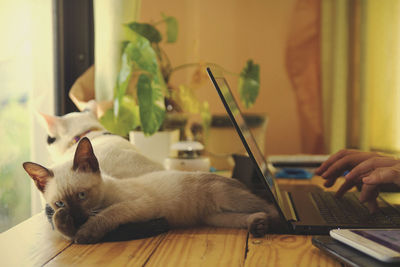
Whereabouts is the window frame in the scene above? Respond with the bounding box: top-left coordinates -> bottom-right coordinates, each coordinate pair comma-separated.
53,0 -> 94,115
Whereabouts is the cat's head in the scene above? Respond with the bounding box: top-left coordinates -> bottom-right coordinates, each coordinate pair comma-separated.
38,100 -> 105,158
23,137 -> 104,229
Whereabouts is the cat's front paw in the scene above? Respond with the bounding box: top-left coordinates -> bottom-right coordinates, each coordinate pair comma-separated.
53,208 -> 77,238
75,228 -> 102,244
74,218 -> 106,244
247,212 -> 268,237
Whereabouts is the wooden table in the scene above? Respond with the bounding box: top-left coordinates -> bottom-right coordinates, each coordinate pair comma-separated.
0,177 -> 342,267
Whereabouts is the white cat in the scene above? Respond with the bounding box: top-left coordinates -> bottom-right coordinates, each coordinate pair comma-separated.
38,101 -> 164,179
23,137 -> 279,243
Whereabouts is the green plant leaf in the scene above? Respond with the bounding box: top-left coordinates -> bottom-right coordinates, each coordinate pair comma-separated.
137,74 -> 166,135
127,22 -> 162,43
100,108 -> 131,137
99,96 -> 140,137
174,84 -> 201,114
173,84 -> 211,130
200,101 -> 211,133
124,32 -> 161,77
115,31 -> 167,135
161,13 -> 178,43
115,33 -> 163,114
238,60 -> 260,108
115,49 -> 133,109
121,40 -> 130,54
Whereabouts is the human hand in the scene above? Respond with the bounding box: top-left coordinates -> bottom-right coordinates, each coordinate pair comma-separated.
359,162 -> 400,212
315,149 -> 383,188
315,149 -> 400,212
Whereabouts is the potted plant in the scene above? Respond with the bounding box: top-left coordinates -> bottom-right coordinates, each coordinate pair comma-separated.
96,14 -> 262,165
99,13 -> 260,136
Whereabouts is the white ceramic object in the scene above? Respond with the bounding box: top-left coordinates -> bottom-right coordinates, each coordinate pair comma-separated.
129,129 -> 180,165
164,140 -> 210,172
164,157 -> 210,172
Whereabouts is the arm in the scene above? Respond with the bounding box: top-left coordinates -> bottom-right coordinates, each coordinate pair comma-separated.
75,200 -> 161,244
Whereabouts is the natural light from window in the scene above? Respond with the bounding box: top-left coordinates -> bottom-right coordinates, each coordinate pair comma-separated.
0,0 -> 54,232
366,0 -> 400,153
0,0 -> 34,232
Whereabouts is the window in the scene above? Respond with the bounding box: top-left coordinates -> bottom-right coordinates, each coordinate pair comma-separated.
0,0 -> 94,232
0,0 -> 54,232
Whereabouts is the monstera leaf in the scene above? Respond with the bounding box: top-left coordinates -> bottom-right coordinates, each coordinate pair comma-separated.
238,60 -> 260,108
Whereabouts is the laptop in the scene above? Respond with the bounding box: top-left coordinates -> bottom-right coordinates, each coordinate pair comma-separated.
207,67 -> 400,235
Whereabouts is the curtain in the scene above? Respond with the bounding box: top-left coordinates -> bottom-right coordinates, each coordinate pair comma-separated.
286,0 -> 324,154
321,0 -> 351,153
323,0 -> 400,154
363,0 -> 400,153
288,0 -> 400,155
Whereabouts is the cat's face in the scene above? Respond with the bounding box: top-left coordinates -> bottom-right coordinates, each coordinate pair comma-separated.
39,101 -> 104,158
23,138 -> 104,228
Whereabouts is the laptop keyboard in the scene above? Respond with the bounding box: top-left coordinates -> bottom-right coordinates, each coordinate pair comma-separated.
310,191 -> 400,226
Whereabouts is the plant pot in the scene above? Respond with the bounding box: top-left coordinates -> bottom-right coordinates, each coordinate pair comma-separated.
129,129 -> 180,165
205,113 -> 268,170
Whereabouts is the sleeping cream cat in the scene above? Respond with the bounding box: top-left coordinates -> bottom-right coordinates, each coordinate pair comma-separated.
23,137 -> 279,243
38,100 -> 163,179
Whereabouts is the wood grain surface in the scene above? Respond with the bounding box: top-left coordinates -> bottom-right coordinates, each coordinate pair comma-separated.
145,227 -> 248,267
46,234 -> 166,267
0,213 -> 71,267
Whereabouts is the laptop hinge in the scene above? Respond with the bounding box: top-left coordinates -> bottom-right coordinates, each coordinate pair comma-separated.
281,191 -> 299,222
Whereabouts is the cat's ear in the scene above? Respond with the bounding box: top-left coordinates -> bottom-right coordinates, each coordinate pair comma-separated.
36,111 -> 60,136
23,162 -> 54,193
73,137 -> 99,173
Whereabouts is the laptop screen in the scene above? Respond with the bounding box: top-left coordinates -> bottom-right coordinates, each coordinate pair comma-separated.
207,67 -> 283,206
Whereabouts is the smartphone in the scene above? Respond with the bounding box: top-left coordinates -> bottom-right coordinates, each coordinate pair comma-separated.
330,229 -> 400,263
